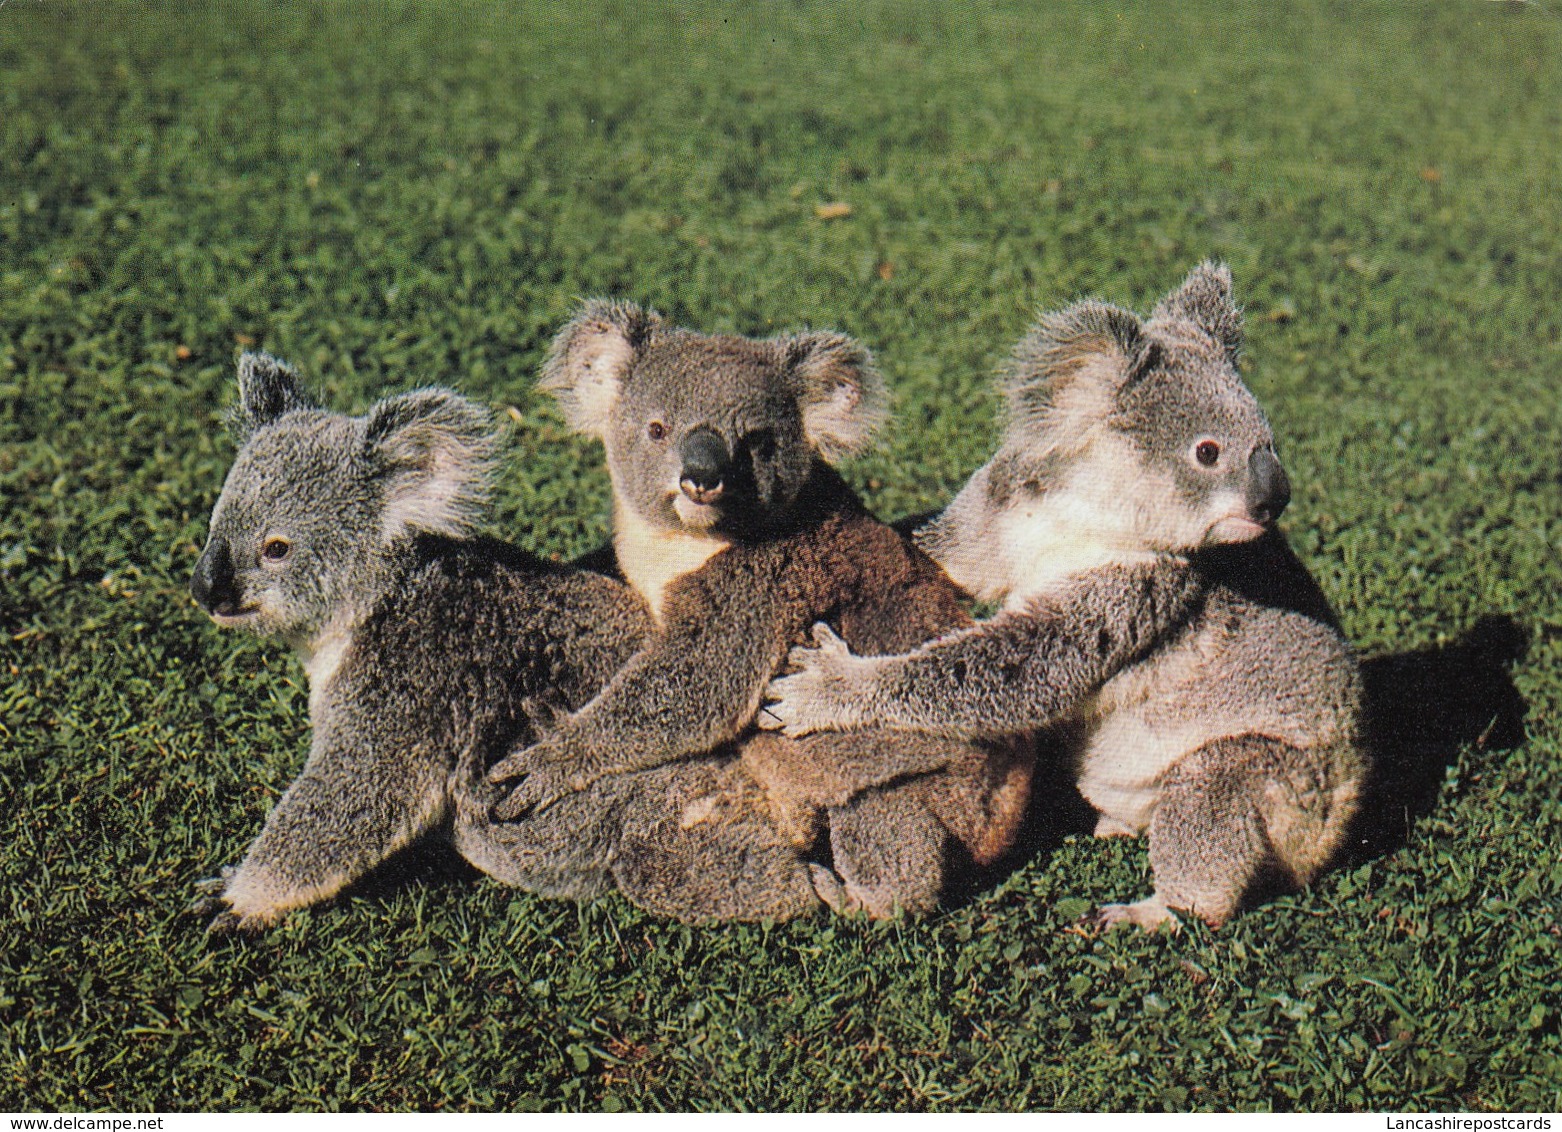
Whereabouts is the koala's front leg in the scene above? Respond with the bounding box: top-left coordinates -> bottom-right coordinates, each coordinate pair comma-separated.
194,728 -> 446,933
489,589 -> 790,819
765,561 -> 1204,740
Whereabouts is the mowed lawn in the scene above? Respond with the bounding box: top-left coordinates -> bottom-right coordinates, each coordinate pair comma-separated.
2,0 -> 1560,1112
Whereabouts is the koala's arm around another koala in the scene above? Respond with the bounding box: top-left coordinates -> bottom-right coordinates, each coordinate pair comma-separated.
487,547 -> 802,818
763,558 -> 1204,740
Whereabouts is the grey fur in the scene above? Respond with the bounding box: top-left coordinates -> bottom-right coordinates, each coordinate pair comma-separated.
765,262 -> 1367,929
491,305 -> 1035,916
189,355 -> 838,931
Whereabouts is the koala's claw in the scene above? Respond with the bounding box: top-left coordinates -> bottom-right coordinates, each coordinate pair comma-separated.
205,908 -> 246,936
761,671 -> 835,738
1096,898 -> 1182,934
486,741 -> 555,786
808,863 -> 852,912
488,739 -> 577,819
205,908 -> 274,937
191,867 -> 235,898
186,893 -> 227,918
781,621 -> 849,674
763,625 -> 872,737
186,873 -> 269,936
755,704 -> 786,732
187,866 -> 238,914
491,765 -> 582,822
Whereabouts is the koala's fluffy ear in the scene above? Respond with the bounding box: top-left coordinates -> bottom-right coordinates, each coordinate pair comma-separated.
362,389 -> 501,541
538,300 -> 661,436
782,332 -> 888,462
1002,299 -> 1146,429
232,353 -> 315,440
1152,260 -> 1242,361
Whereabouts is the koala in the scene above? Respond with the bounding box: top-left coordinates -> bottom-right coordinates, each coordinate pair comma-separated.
187,353 -> 874,931
764,262 -> 1367,930
487,302 -> 1036,916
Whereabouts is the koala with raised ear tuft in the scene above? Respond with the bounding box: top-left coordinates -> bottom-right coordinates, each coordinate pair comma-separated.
765,263 -> 1366,930
188,353 -> 866,931
487,303 -> 1036,917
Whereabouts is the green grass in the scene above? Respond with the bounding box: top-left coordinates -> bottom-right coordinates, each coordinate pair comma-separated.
3,0 -> 1560,1112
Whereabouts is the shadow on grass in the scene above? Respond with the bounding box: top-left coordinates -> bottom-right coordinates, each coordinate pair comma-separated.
1345,613 -> 1528,865
346,838 -> 483,905
949,614 -> 1530,908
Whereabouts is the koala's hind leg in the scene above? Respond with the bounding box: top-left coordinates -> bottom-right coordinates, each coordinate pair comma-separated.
821,785 -> 946,917
1107,734 -> 1356,931
917,736 -> 1036,868
611,762 -> 821,922
739,730 -> 978,848
450,758 -> 626,902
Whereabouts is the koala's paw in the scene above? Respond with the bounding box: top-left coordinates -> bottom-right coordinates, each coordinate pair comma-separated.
186,868 -> 271,936
808,864 -> 857,914
187,866 -> 235,918
1096,897 -> 1182,934
204,908 -> 273,937
488,745 -> 587,822
807,863 -> 903,920
759,622 -> 872,737
486,738 -> 557,787
190,865 -> 237,899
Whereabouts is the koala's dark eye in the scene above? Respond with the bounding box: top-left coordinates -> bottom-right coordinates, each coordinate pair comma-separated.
261,537 -> 292,563
1194,439 -> 1222,468
647,421 -> 667,442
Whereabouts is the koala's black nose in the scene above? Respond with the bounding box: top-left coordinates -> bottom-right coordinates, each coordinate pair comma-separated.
190,539 -> 242,616
679,427 -> 730,504
1246,446 -> 1291,525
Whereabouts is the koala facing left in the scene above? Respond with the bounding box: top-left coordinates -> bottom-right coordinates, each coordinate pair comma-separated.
189,354 -> 831,932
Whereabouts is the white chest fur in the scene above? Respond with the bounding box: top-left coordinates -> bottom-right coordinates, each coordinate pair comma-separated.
294,621 -> 354,715
613,500 -> 730,622
996,498 -> 1163,611
990,459 -> 1192,830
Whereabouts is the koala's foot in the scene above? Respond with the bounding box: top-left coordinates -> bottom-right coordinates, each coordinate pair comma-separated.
190,865 -> 237,900
825,788 -> 943,918
189,856 -> 347,935
518,696 -> 569,736
614,831 -> 819,923
203,908 -> 273,936
187,869 -> 276,936
1093,814 -> 1140,838
807,864 -> 862,915
1097,896 -> 1182,933
809,863 -> 921,919
1140,735 -> 1313,930
187,867 -> 236,926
